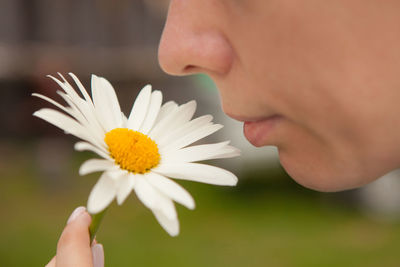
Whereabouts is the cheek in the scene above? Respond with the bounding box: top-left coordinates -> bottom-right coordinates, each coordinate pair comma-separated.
217,0 -> 400,190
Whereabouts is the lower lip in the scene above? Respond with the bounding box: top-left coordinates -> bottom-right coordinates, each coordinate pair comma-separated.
244,115 -> 282,146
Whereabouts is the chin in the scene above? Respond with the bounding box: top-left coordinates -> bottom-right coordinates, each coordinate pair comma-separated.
278,150 -> 382,192
285,169 -> 364,192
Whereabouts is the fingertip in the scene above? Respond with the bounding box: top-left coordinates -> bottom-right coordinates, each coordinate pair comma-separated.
56,207 -> 93,267
80,209 -> 92,226
58,210 -> 92,249
67,206 -> 86,224
66,206 -> 92,226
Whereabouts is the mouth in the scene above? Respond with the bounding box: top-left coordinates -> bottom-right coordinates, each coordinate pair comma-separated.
226,113 -> 277,123
243,115 -> 283,147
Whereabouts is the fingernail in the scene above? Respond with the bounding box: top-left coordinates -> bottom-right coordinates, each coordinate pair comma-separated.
92,244 -> 104,267
67,206 -> 86,224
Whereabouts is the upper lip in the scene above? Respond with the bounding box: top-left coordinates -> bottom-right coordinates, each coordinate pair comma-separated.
226,113 -> 280,122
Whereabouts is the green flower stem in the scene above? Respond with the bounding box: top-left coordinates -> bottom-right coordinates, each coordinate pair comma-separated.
89,208 -> 107,244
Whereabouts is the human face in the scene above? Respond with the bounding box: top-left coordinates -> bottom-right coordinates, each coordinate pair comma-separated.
158,0 -> 400,191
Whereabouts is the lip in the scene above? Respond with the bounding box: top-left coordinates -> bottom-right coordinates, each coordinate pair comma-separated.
243,115 -> 282,146
226,113 -> 274,123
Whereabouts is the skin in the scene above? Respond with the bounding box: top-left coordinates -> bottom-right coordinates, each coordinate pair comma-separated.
46,207 -> 103,267
50,0 -> 400,264
158,0 -> 400,192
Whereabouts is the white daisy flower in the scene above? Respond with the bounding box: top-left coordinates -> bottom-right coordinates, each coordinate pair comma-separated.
33,73 -> 240,236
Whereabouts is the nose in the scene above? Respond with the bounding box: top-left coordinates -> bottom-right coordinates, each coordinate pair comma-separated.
158,1 -> 234,77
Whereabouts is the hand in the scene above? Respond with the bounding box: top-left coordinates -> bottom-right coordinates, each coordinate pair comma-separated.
46,206 -> 104,267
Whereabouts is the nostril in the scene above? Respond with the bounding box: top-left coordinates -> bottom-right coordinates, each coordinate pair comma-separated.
183,65 -> 197,73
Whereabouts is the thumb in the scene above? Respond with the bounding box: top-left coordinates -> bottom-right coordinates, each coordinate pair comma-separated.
56,206 -> 93,267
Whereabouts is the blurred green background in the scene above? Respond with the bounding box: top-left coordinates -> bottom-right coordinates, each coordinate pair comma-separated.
1,1 -> 400,266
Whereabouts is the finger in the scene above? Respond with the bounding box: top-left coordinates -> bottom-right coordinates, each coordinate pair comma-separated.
56,206 -> 93,267
45,256 -> 56,267
92,243 -> 105,267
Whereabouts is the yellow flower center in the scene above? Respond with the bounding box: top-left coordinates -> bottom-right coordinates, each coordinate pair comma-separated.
104,128 -> 160,174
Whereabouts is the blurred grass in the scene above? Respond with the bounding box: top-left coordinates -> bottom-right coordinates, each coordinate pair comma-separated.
1,141 -> 400,266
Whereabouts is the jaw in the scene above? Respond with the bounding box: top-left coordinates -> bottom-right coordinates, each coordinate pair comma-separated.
277,141 -> 400,192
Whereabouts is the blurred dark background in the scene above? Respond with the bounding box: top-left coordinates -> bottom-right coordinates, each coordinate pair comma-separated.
1,1 -> 400,266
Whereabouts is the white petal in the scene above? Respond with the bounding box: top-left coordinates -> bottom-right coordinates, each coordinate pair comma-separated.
47,74 -> 108,141
87,173 -> 118,214
154,162 -> 238,186
176,100 -> 197,125
33,108 -> 89,141
32,93 -> 73,116
148,105 -> 181,140
166,100 -> 197,129
121,112 -> 128,127
206,146 -> 241,160
133,176 -> 159,210
57,72 -> 93,108
149,100 -> 196,141
116,173 -> 135,205
74,142 -> 110,159
56,73 -> 81,100
164,141 -> 240,163
147,172 -> 195,209
48,75 -> 92,125
55,91 -> 106,149
71,96 -> 107,147
56,91 -> 88,124
154,101 -> 178,125
106,168 -> 126,180
134,176 -> 177,220
139,90 -> 162,134
79,159 -> 115,175
156,115 -> 213,147
47,75 -> 82,103
155,193 -> 178,221
161,123 -> 223,153
152,209 -> 180,236
68,72 -> 94,105
62,74 -> 106,140
91,75 -> 123,131
127,85 -> 152,131
42,78 -> 106,149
